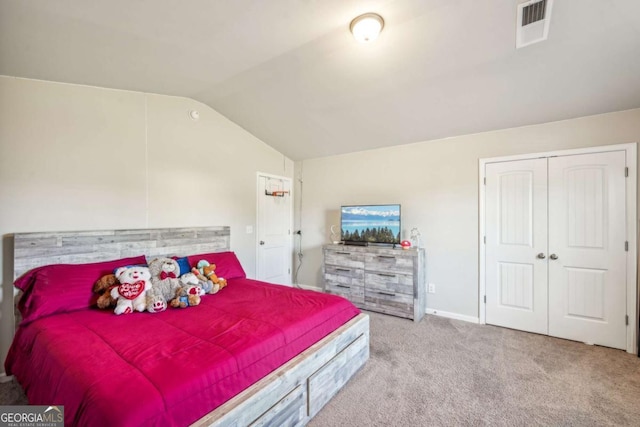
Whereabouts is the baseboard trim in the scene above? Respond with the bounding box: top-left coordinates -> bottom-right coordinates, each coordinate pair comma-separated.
295,284 -> 322,292
426,308 -> 479,324
0,373 -> 14,383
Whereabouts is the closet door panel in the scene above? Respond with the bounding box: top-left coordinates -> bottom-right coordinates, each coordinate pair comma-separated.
548,151 -> 626,349
485,159 -> 548,334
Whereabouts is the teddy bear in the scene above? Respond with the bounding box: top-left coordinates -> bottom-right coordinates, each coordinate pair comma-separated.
190,266 -> 208,283
170,285 -> 202,308
110,266 -> 152,315
146,257 -> 183,313
93,273 -> 119,309
188,267 -> 217,294
194,260 -> 227,294
179,272 -> 207,295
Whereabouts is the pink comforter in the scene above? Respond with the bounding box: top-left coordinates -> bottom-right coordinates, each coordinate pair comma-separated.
5,279 -> 359,426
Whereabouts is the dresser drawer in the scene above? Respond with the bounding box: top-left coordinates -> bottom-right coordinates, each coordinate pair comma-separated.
323,244 -> 425,322
324,249 -> 364,269
365,272 -> 413,295
364,253 -> 414,275
325,265 -> 364,281
364,289 -> 413,319
325,281 -> 364,304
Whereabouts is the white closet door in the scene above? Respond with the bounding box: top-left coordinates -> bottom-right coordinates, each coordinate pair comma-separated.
485,159 -> 548,334
548,151 -> 627,349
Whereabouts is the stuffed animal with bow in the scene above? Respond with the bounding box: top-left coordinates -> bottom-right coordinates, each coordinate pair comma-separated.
145,258 -> 183,313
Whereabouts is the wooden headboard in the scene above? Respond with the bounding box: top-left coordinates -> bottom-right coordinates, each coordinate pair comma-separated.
13,226 -> 230,280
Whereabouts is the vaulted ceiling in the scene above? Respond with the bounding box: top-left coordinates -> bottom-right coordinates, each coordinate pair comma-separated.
1,0 -> 639,160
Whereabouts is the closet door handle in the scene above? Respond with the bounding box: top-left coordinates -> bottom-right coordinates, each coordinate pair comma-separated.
536,253 -> 546,259
549,254 -> 558,260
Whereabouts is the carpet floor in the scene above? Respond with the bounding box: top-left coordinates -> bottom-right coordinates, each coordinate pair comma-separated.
309,312 -> 640,426
2,312 -> 639,426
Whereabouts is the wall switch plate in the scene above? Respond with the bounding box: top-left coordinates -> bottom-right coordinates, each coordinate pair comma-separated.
246,225 -> 254,234
428,283 -> 436,293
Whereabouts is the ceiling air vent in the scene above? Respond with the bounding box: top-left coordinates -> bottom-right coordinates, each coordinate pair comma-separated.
516,0 -> 553,49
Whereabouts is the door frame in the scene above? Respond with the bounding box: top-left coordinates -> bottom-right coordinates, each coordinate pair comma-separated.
479,142 -> 637,354
256,172 -> 293,284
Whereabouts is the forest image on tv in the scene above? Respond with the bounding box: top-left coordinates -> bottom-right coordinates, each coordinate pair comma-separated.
341,205 -> 401,244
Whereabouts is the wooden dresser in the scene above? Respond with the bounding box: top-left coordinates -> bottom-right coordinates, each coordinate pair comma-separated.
323,244 -> 426,322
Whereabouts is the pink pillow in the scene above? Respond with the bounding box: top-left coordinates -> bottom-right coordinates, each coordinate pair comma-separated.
186,251 -> 246,280
15,255 -> 147,325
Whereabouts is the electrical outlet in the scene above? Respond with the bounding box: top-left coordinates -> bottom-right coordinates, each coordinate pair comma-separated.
428,283 -> 436,293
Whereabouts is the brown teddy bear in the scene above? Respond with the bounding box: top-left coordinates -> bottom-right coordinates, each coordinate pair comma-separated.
93,273 -> 119,309
170,285 -> 201,308
203,263 -> 227,290
193,260 -> 227,294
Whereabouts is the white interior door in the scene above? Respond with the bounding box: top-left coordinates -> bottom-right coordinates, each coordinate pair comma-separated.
485,158 -> 549,334
548,151 -> 627,349
256,174 -> 292,285
484,150 -> 629,350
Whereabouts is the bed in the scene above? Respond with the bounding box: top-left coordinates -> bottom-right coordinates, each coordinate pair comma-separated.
5,227 -> 369,426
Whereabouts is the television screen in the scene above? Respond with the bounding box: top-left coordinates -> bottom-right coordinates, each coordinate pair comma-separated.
341,204 -> 401,244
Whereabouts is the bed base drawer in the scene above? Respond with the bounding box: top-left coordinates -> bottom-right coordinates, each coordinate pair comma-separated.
308,331 -> 369,418
195,314 -> 369,427
249,385 -> 306,427
250,331 -> 368,426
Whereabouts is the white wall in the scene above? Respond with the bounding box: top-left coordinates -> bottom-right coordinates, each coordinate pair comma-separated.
0,76 -> 293,374
294,108 -> 640,320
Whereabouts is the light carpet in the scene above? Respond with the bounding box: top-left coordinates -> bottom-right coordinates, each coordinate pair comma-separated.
309,312 -> 640,426
2,312 -> 639,426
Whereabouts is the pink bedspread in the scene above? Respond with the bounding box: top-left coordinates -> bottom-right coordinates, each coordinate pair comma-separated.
5,279 -> 359,426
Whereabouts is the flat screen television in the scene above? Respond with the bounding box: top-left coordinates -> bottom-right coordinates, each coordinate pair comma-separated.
341,204 -> 401,245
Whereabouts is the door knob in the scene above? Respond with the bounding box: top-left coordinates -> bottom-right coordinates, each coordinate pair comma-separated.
550,254 -> 558,260
536,253 -> 546,259
259,241 -> 265,245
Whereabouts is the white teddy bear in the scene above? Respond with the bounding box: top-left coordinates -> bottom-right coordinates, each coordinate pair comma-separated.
180,272 -> 207,296
110,265 -> 152,315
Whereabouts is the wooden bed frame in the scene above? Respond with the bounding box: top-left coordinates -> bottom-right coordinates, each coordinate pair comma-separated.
12,226 -> 370,426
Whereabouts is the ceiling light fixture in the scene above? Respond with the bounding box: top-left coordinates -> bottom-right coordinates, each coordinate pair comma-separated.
350,13 -> 384,43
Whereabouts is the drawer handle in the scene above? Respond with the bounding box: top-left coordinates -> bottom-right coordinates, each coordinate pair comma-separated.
336,284 -> 351,289
336,268 -> 351,272
377,273 -> 396,278
377,291 -> 396,296
377,255 -> 395,259
336,251 -> 351,255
